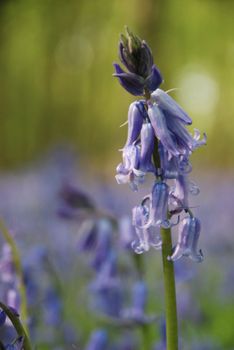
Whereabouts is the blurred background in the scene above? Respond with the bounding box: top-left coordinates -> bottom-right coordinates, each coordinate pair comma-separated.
0,0 -> 234,349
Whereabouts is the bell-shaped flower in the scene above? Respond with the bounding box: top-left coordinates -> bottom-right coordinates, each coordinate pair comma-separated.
151,88 -> 192,125
120,281 -> 156,325
116,144 -> 145,191
124,101 -> 145,147
139,122 -> 155,172
148,91 -> 206,157
148,103 -> 181,157
131,204 -> 162,254
90,252 -> 123,318
142,182 -> 170,229
78,219 -> 113,271
170,175 -> 200,213
168,217 -> 203,262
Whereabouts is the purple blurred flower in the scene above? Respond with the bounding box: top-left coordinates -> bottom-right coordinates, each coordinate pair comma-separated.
120,281 -> 156,325
78,219 -> 113,271
85,329 -> 108,350
168,217 -> 203,262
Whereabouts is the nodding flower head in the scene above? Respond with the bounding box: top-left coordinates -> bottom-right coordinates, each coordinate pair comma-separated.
147,182 -> 170,229
113,27 -> 162,96
148,90 -> 206,158
115,144 -> 145,191
131,203 -> 162,254
168,216 -> 203,263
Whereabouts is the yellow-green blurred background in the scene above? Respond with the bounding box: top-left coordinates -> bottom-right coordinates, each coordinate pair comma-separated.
0,0 -> 233,169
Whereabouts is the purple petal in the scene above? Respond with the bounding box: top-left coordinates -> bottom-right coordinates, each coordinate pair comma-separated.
151,89 -> 192,125
148,104 -> 180,157
125,101 -> 144,147
113,63 -> 144,96
145,65 -> 163,92
139,122 -> 155,172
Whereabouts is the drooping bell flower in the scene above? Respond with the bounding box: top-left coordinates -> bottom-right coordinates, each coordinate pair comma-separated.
148,91 -> 206,158
143,182 -> 170,229
115,144 -> 145,191
124,100 -> 145,147
131,203 -> 162,254
168,217 -> 203,262
139,122 -> 155,172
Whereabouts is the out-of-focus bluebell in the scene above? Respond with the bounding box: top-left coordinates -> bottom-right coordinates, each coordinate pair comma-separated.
89,252 -> 122,318
78,219 -> 113,271
120,281 -> 156,325
118,216 -> 135,250
43,288 -> 62,326
168,217 -> 203,262
85,329 -> 108,350
58,182 -> 95,219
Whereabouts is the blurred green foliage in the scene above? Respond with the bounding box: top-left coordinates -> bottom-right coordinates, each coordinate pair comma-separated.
0,0 -> 233,169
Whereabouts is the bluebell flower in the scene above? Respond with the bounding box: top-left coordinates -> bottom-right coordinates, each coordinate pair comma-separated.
168,217 -> 203,262
132,204 -> 162,254
169,175 -> 200,213
158,143 -> 192,179
90,252 -> 123,318
148,90 -> 206,157
139,122 -> 155,172
43,288 -> 62,326
116,144 -> 145,191
124,101 -> 145,147
78,219 -> 113,271
120,281 -> 156,325
85,329 -> 108,350
146,182 -> 170,229
151,88 -> 192,125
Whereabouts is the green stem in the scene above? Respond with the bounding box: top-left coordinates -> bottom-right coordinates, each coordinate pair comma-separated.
161,226 -> 178,350
0,219 -> 29,335
0,302 -> 32,350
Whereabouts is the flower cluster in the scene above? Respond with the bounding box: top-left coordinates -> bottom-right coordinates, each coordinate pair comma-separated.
114,28 -> 206,262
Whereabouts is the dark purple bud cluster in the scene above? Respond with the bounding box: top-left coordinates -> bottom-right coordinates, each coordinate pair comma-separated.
113,27 -> 162,96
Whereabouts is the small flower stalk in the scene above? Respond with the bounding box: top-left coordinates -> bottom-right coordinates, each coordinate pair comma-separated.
113,27 -> 206,350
